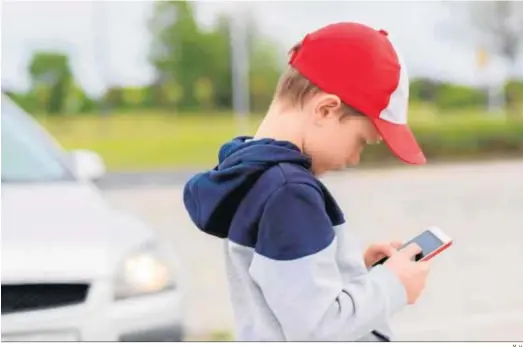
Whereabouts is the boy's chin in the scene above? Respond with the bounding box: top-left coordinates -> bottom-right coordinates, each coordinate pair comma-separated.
313,160 -> 358,175
326,163 -> 354,174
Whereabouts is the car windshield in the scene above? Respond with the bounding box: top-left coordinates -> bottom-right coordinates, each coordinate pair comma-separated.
1,95 -> 75,183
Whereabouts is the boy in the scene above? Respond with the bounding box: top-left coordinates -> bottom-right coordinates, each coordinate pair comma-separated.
183,22 -> 430,341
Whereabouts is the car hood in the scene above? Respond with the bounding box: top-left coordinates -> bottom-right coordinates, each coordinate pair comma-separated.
1,182 -> 156,282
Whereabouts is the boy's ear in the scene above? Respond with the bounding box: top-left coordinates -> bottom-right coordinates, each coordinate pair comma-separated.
313,93 -> 343,119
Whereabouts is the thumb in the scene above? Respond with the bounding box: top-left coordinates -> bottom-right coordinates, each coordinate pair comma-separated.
400,243 -> 422,259
375,243 -> 397,257
390,241 -> 403,250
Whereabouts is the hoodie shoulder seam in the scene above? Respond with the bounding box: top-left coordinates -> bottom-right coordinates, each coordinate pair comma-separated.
275,164 -> 289,186
273,164 -> 324,198
263,176 -> 325,212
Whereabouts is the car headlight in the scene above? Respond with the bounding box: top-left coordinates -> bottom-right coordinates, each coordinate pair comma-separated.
114,243 -> 177,300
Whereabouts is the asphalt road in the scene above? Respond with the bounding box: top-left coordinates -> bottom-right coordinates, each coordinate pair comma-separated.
102,160 -> 523,341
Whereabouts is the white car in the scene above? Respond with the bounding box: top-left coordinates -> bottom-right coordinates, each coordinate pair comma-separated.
1,95 -> 185,341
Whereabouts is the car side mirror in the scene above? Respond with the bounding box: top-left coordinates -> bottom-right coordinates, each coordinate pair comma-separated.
70,149 -> 106,181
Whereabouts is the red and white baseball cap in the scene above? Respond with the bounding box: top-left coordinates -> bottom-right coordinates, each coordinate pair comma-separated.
289,22 -> 426,165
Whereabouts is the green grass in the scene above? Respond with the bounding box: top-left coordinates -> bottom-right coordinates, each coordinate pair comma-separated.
40,111 -> 262,170
38,107 -> 522,171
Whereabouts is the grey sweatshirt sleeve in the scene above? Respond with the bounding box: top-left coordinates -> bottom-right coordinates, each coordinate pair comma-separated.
249,183 -> 407,341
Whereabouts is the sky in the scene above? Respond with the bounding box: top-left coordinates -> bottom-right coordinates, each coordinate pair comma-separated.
1,1 -> 518,97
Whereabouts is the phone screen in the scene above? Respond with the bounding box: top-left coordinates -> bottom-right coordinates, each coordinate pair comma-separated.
372,229 -> 444,266
404,230 -> 444,261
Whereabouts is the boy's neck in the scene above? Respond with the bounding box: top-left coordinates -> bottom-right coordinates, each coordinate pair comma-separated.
254,103 -> 305,152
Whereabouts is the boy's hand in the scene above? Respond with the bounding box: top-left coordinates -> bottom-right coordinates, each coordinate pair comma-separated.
384,243 -> 431,304
363,241 -> 402,268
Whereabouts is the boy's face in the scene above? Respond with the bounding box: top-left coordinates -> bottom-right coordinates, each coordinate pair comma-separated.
302,93 -> 381,175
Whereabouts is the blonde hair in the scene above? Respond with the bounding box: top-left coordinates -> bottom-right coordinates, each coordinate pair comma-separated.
273,43 -> 363,117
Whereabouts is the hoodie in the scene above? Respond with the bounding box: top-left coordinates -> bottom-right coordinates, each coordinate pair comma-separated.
183,137 -> 407,341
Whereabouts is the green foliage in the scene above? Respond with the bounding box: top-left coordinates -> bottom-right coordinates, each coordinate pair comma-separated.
162,80 -> 184,108
211,13 -> 234,109
148,1 -> 212,109
64,84 -> 86,114
434,84 -> 487,111
504,79 -> 523,118
28,52 -> 73,114
504,80 -> 523,100
410,78 -> 442,103
147,0 -> 282,112
193,77 -> 214,110
3,91 -> 39,113
39,111 -> 523,171
248,26 -> 284,112
102,87 -> 124,110
79,95 -> 99,114
121,87 -> 147,108
8,0 -> 521,170
364,116 -> 523,163
13,0 -> 509,121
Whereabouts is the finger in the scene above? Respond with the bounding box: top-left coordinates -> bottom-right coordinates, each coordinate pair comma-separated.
390,241 -> 403,250
374,243 -> 397,257
400,243 -> 422,258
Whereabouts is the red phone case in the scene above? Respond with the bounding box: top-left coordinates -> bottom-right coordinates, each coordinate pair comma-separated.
421,240 -> 453,261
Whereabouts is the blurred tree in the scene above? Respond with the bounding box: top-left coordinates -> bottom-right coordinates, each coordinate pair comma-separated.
149,0 -> 208,110
206,13 -> 233,110
64,84 -> 87,114
34,84 -> 51,110
102,87 -> 124,109
467,1 -> 523,117
435,84 -> 487,111
239,14 -> 284,112
79,95 -> 99,114
409,78 -> 443,103
28,52 -> 74,115
121,86 -> 147,109
248,35 -> 284,112
194,77 -> 214,111
3,90 -> 39,114
162,79 -> 185,110
142,83 -> 164,109
504,79 -> 523,117
148,0 -> 283,113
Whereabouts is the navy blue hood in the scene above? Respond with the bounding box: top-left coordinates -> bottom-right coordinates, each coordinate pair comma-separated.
183,136 -> 311,239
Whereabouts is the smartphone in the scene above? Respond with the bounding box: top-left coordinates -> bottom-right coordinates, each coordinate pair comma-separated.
372,227 -> 452,267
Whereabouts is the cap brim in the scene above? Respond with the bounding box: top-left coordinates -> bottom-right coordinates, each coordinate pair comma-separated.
371,118 -> 426,165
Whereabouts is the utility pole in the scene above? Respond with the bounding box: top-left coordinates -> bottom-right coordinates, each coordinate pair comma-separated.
476,46 -> 502,113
